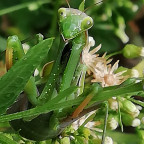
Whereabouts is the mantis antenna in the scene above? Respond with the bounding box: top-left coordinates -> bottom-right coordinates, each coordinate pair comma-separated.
84,0 -> 103,12
66,0 -> 70,8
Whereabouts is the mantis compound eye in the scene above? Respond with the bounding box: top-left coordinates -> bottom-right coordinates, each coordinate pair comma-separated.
60,12 -> 64,16
87,20 -> 91,25
58,8 -> 67,19
81,16 -> 93,30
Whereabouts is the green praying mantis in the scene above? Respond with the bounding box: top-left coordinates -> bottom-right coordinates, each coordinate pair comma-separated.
0,0 -> 97,140
0,0 -> 144,142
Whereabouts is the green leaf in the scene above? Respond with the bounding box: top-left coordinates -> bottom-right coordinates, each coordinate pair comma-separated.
0,38 -> 54,114
79,0 -> 85,11
0,87 -> 83,122
0,133 -> 17,144
93,82 -> 143,102
49,86 -> 78,104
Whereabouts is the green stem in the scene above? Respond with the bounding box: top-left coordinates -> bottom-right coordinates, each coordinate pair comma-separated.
0,0 -> 50,16
106,50 -> 122,59
102,102 -> 108,144
117,97 -> 123,132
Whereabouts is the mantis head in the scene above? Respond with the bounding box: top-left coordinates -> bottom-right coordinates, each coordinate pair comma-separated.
58,8 -> 93,40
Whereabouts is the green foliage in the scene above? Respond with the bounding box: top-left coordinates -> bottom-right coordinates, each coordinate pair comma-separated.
0,38 -> 54,114
0,133 -> 17,144
0,0 -> 144,144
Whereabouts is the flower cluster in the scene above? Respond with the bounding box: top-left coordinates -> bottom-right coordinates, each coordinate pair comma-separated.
71,36 -> 143,144
82,37 -> 128,87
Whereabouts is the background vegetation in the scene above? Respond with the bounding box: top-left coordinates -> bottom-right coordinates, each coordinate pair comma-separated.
0,0 -> 144,143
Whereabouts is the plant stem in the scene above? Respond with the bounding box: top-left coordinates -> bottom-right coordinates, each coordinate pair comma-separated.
106,50 -> 122,59
101,102 -> 108,144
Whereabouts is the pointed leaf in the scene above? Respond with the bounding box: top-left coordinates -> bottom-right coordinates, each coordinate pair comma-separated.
79,0 -> 85,11
0,38 -> 54,114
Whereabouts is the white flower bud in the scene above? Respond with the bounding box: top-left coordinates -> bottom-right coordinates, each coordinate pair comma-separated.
22,43 -> 30,54
136,105 -> 142,111
34,69 -> 39,76
109,98 -> 118,110
88,36 -> 95,47
132,108 -> 140,118
108,117 -> 119,130
132,118 -> 141,127
122,100 -> 137,114
105,136 -> 113,144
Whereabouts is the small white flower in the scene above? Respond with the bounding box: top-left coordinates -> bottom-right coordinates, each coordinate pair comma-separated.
132,108 -> 140,118
82,38 -> 102,75
108,117 -> 118,130
132,118 -> 141,127
22,43 -> 30,54
136,105 -> 142,111
92,60 -> 127,87
108,118 -> 118,130
34,69 -> 39,76
88,36 -> 95,47
105,136 -> 113,144
82,37 -> 128,87
108,98 -> 118,110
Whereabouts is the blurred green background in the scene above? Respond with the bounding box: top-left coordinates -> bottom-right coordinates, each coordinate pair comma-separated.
0,0 -> 144,54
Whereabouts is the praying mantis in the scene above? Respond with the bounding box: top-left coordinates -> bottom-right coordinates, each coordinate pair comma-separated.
1,0 -> 96,140
0,0 -> 144,142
